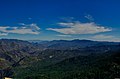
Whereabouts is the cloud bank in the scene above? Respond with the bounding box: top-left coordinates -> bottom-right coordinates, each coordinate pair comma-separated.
47,21 -> 112,34
92,34 -> 114,39
91,34 -> 120,42
56,34 -> 71,37
0,23 -> 40,36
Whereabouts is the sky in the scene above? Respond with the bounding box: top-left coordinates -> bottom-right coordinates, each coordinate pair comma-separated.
0,0 -> 120,41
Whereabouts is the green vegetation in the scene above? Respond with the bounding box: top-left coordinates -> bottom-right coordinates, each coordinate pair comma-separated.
0,39 -> 120,79
14,50 -> 120,79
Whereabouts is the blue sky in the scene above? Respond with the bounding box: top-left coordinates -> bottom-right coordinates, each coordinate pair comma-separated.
0,0 -> 120,41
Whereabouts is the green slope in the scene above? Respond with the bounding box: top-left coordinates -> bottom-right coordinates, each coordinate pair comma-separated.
14,49 -> 120,79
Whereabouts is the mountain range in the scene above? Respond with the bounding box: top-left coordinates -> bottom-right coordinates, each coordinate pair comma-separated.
0,39 -> 120,79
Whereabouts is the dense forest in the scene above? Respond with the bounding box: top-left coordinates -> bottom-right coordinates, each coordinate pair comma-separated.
14,49 -> 120,79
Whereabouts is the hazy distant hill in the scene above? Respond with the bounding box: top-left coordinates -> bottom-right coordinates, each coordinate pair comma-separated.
30,39 -> 120,50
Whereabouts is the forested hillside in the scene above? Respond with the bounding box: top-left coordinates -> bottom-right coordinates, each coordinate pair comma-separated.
14,47 -> 120,79
0,39 -> 120,79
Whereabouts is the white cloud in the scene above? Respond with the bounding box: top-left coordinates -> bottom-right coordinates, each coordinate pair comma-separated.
0,23 -> 40,35
57,22 -> 74,27
85,14 -> 94,21
56,34 -> 71,37
92,34 -> 114,39
29,23 -> 40,30
90,34 -> 120,42
0,32 -> 8,36
47,21 -> 112,34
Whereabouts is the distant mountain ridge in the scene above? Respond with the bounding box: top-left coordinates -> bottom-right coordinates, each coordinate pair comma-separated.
30,39 -> 120,50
